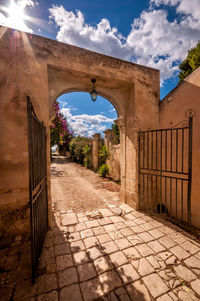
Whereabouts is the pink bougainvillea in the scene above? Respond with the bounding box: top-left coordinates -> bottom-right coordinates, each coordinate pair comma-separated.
50,101 -> 73,150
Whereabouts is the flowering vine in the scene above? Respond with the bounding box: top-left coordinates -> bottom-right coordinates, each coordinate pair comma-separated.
50,101 -> 73,150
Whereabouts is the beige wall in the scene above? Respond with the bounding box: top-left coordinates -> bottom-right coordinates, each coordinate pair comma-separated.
104,129 -> 120,181
0,26 -> 159,236
159,67 -> 200,228
106,145 -> 120,181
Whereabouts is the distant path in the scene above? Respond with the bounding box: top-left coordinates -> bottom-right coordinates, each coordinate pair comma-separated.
51,154 -> 121,213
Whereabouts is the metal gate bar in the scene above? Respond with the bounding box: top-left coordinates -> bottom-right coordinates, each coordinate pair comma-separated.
27,96 -> 48,282
138,116 -> 193,226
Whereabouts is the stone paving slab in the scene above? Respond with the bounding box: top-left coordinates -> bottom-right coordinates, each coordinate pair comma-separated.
61,213 -> 78,226
1,203 -> 200,301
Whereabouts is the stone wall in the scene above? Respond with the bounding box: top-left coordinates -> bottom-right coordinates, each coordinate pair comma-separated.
90,129 -> 121,181
106,144 -> 120,181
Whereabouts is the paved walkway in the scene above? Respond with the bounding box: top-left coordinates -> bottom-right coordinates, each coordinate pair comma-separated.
1,156 -> 200,300
36,204 -> 200,301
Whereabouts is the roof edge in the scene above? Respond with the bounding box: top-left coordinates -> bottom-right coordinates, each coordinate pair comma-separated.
160,66 -> 200,104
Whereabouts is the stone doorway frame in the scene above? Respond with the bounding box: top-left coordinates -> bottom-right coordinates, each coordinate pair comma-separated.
47,62 -> 159,222
0,27 -> 160,235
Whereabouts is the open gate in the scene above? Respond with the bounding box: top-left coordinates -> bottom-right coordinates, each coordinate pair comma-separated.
27,96 -> 48,282
138,112 -> 193,226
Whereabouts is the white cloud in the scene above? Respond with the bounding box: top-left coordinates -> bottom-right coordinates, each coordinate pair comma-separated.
61,101 -> 68,107
19,0 -> 38,7
150,0 -> 179,6
61,107 -> 114,137
150,0 -> 200,19
127,9 -> 200,82
49,2 -> 200,84
49,5 -> 130,60
150,0 -> 200,30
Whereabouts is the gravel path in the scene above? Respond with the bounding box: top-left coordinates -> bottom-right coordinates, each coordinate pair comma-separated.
51,154 -> 121,213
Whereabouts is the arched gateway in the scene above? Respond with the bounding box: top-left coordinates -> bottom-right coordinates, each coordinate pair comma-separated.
0,26 -> 159,238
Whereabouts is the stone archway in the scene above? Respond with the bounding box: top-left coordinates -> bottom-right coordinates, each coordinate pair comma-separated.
48,67 -> 129,207
0,27 -> 160,236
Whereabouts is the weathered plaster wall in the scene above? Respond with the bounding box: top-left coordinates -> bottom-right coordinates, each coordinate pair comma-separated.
106,145 -> 120,181
0,28 -> 50,236
0,26 -> 160,237
159,67 -> 200,228
104,129 -> 120,181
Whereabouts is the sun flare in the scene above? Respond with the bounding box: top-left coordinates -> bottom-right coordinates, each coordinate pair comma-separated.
8,1 -> 25,21
0,0 -> 49,34
0,0 -> 33,32
6,1 -> 26,30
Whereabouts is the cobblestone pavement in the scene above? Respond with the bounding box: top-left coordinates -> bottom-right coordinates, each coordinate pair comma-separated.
1,204 -> 200,301
34,204 -> 200,301
1,157 -> 200,300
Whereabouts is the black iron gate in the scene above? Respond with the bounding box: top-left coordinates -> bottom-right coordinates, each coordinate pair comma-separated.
27,96 -> 48,282
138,111 -> 194,226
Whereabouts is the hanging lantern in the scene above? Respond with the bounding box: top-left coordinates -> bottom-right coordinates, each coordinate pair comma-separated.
90,78 -> 97,102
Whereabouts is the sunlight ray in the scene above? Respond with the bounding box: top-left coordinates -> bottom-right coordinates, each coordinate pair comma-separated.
0,26 -> 8,40
26,16 -> 54,34
21,32 -> 41,70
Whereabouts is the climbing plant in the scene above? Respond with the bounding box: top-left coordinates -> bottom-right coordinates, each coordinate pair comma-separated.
99,145 -> 110,164
50,101 -> 73,151
98,145 -> 110,177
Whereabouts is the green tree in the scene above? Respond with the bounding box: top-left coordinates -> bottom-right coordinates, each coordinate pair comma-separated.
111,123 -> 120,143
69,136 -> 92,165
179,41 -> 200,81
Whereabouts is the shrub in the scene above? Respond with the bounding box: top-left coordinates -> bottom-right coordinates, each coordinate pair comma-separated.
98,163 -> 109,177
83,144 -> 92,168
69,137 -> 92,165
99,145 -> 110,164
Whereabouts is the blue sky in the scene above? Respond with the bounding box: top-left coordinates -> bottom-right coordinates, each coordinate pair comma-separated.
0,0 -> 199,136
58,93 -> 118,137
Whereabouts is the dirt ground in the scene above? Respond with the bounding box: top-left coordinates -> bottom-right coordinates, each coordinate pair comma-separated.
51,154 -> 121,213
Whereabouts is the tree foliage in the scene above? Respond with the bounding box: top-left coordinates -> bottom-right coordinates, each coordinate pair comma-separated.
69,136 -> 92,165
179,41 -> 200,81
111,123 -> 120,143
50,101 -> 73,151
